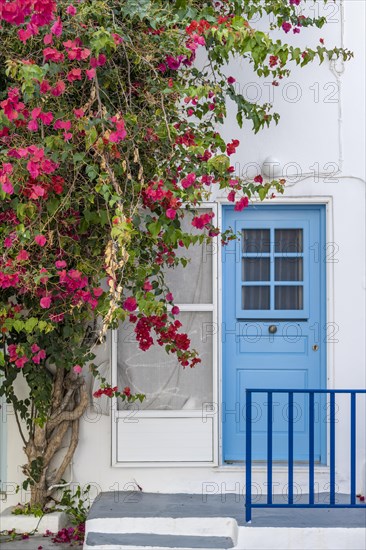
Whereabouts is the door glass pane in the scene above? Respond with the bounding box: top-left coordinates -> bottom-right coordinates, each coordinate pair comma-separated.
242,229 -> 270,253
164,210 -> 213,303
242,286 -> 270,310
275,286 -> 303,310
242,258 -> 270,281
275,229 -> 303,253
117,312 -> 213,410
275,258 -> 303,281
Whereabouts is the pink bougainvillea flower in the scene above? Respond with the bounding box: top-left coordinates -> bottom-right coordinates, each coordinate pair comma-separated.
227,190 -> 236,202
85,68 -> 96,80
73,108 -> 84,118
54,119 -> 72,130
40,80 -> 51,93
166,55 -> 183,70
93,287 -> 104,297
43,33 -> 53,45
30,107 -> 41,119
33,350 -> 46,364
31,344 -> 40,353
1,180 -> 14,194
27,119 -> 38,131
227,76 -> 236,84
51,17 -> 63,36
51,80 -> 66,96
49,313 -> 64,323
73,365 -> 82,374
97,53 -> 107,66
29,184 -> 46,199
112,33 -> 123,45
67,68 -> 82,82
35,234 -> 47,246
282,22 -> 292,33
55,260 -> 67,268
39,268 -> 49,284
123,297 -> 137,312
143,280 -> 153,291
4,235 -> 15,248
181,173 -> 196,189
39,111 -> 53,125
41,158 -> 58,174
192,211 -> 215,229
226,139 -> 240,155
90,54 -> 107,68
172,306 -> 180,315
43,47 -> 64,62
166,208 -> 177,220
234,196 -> 249,211
18,28 -> 33,42
254,175 -> 263,184
66,4 -> 77,15
15,356 -> 28,369
1,162 -> 13,174
166,293 -> 173,302
109,117 -> 127,143
40,296 -> 51,309
16,249 -> 29,261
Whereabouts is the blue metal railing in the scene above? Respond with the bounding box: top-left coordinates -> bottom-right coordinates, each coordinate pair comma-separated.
245,389 -> 366,522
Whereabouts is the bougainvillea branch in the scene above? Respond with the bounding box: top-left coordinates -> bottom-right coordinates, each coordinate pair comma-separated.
0,0 -> 351,507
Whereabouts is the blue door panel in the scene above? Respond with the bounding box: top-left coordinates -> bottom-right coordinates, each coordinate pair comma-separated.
222,205 -> 326,463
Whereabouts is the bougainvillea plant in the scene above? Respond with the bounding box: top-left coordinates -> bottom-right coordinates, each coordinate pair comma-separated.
0,0 -> 351,507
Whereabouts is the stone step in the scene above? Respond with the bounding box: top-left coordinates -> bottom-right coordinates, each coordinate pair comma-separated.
83,492 -> 366,550
85,532 -> 234,549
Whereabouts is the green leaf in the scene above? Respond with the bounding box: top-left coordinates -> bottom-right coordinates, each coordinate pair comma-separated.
46,198 -> 60,215
25,318 -> 38,333
207,154 -> 230,175
85,127 -> 98,150
13,320 -> 24,333
258,186 -> 268,201
86,164 -> 99,181
147,221 -> 161,238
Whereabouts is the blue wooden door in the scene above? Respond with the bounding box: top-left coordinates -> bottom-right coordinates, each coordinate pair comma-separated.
222,205 -> 326,462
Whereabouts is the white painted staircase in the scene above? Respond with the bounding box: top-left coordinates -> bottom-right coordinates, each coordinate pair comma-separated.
83,492 -> 366,550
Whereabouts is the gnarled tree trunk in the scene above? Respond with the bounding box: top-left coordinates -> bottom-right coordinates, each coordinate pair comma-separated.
22,367 -> 89,508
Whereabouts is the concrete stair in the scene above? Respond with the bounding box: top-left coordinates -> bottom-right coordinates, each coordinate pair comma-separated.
83,492 -> 366,550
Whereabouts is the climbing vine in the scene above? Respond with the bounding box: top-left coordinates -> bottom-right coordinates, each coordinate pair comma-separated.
0,0 -> 351,507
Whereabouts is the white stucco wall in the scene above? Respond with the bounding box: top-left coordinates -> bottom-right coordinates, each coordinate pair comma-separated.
1,0 -> 365,511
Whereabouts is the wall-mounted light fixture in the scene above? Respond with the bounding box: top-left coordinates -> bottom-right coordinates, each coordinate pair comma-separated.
262,156 -> 282,179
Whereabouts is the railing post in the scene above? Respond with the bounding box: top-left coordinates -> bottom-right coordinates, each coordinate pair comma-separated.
288,391 -> 294,505
350,392 -> 356,505
330,392 -> 336,506
267,391 -> 273,506
309,392 -> 315,505
245,389 -> 252,523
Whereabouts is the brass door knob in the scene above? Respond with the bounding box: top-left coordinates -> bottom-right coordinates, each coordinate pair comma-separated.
312,344 -> 319,351
268,325 -> 277,334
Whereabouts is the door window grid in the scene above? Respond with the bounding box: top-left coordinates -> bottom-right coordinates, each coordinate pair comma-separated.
238,226 -> 306,317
